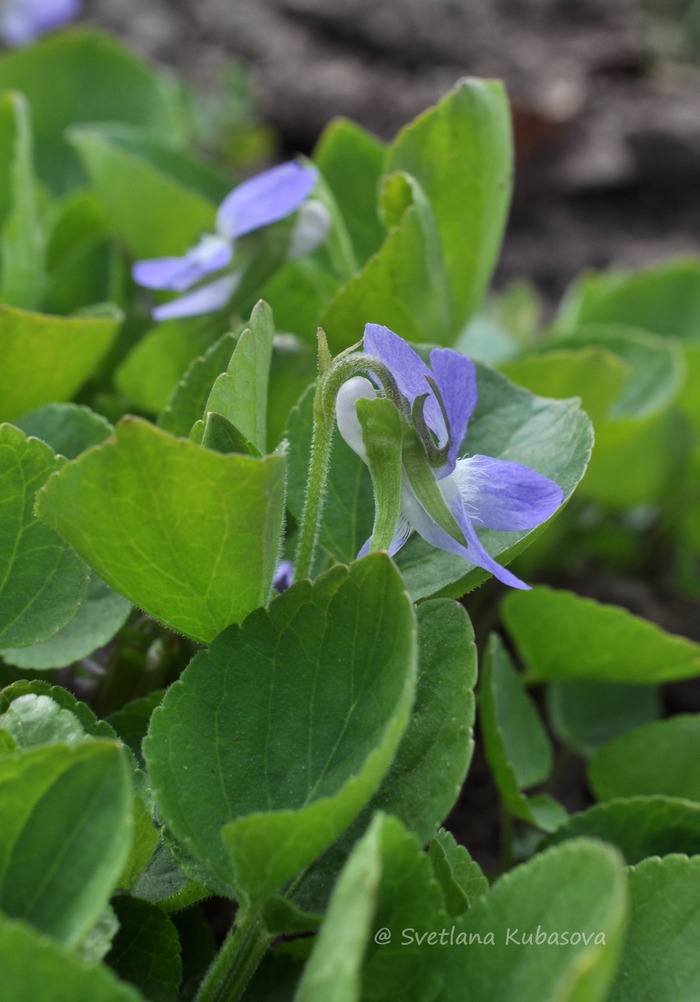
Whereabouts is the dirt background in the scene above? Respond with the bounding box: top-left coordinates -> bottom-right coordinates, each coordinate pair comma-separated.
83,0 -> 700,302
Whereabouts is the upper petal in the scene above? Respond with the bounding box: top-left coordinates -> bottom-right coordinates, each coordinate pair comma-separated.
363,324 -> 443,434
216,162 -> 318,240
453,455 -> 564,531
429,348 -> 477,476
152,273 -> 239,321
1,0 -> 79,44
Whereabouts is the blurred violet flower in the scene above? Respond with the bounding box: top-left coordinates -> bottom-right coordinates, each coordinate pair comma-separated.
0,0 -> 80,45
335,324 -> 564,589
132,161 -> 320,321
272,560 -> 294,594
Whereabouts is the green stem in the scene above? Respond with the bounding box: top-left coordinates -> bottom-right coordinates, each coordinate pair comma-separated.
194,908 -> 271,1002
294,375 -> 335,581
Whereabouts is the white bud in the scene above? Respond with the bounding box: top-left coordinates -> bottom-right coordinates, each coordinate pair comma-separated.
335,376 -> 377,463
288,199 -> 332,260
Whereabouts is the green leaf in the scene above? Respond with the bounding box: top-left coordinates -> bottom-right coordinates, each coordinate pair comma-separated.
157,331 -> 237,435
294,813 -> 385,1002
204,300 -> 275,453
0,91 -> 44,310
479,634 -> 565,831
131,839 -> 207,912
294,598 -> 476,911
502,586 -> 700,683
546,680 -> 661,758
107,691 -> 164,767
500,347 -> 628,426
0,679 -> 118,742
106,898 -> 181,1002
144,555 -> 417,902
1,574 -> 132,670
394,361 -> 593,601
0,28 -> 184,192
428,829 -> 488,915
607,855 -> 700,1002
0,741 -> 132,945
36,417 -> 286,643
313,117 -> 386,265
0,305 -> 121,423
286,384 -> 374,566
544,796 -> 700,863
589,715 -> 700,802
71,126 -> 216,260
557,256 -> 700,340
384,78 -> 512,337
0,694 -> 86,747
0,914 -> 146,1002
15,403 -> 112,459
547,324 -> 685,418
0,425 -> 88,647
43,188 -> 113,315
434,839 -> 626,1002
117,794 -> 159,892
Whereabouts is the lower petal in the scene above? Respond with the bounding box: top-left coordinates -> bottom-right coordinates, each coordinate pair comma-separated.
453,455 -> 563,531
358,515 -> 411,559
152,274 -> 239,321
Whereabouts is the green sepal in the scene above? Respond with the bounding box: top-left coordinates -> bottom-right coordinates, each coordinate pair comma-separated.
355,396 -> 403,552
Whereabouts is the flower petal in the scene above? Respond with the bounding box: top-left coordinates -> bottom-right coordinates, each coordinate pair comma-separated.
402,476 -> 529,590
358,514 -> 411,559
453,455 -> 564,531
152,274 -> 239,321
1,0 -> 79,45
216,162 -> 317,240
133,235 -> 231,292
363,324 -> 444,435
429,348 -> 477,476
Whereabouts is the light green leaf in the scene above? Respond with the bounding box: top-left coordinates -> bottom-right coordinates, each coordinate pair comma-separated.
502,586 -> 700,683
144,555 -> 417,902
608,855 -> 700,1002
205,300 -> 275,453
0,305 -> 121,423
15,403 -> 112,459
117,319 -> 226,416
0,741 -> 132,945
545,796 -> 700,863
0,425 -> 88,647
157,331 -> 237,435
589,715 -> 700,802
557,256 -> 700,340
500,347 -> 628,425
0,679 -> 118,743
385,77 -> 512,338
0,28 -> 184,192
313,117 -> 386,265
36,417 -> 286,643
547,324 -> 685,418
546,680 -> 661,758
394,361 -> 593,601
1,574 -> 132,670
0,914 -> 145,1002
106,898 -> 181,1002
71,126 -> 216,260
0,694 -> 85,747
0,91 -> 44,310
479,634 -> 565,831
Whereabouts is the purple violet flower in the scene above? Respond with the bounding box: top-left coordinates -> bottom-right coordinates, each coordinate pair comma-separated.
132,161 -> 319,321
0,0 -> 80,45
335,323 -> 564,589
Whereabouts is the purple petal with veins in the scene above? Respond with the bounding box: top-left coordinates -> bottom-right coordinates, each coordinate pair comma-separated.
453,455 -> 564,531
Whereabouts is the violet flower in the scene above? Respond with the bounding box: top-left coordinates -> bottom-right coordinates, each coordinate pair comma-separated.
0,0 -> 80,45
132,161 -> 319,321
335,324 -> 564,589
